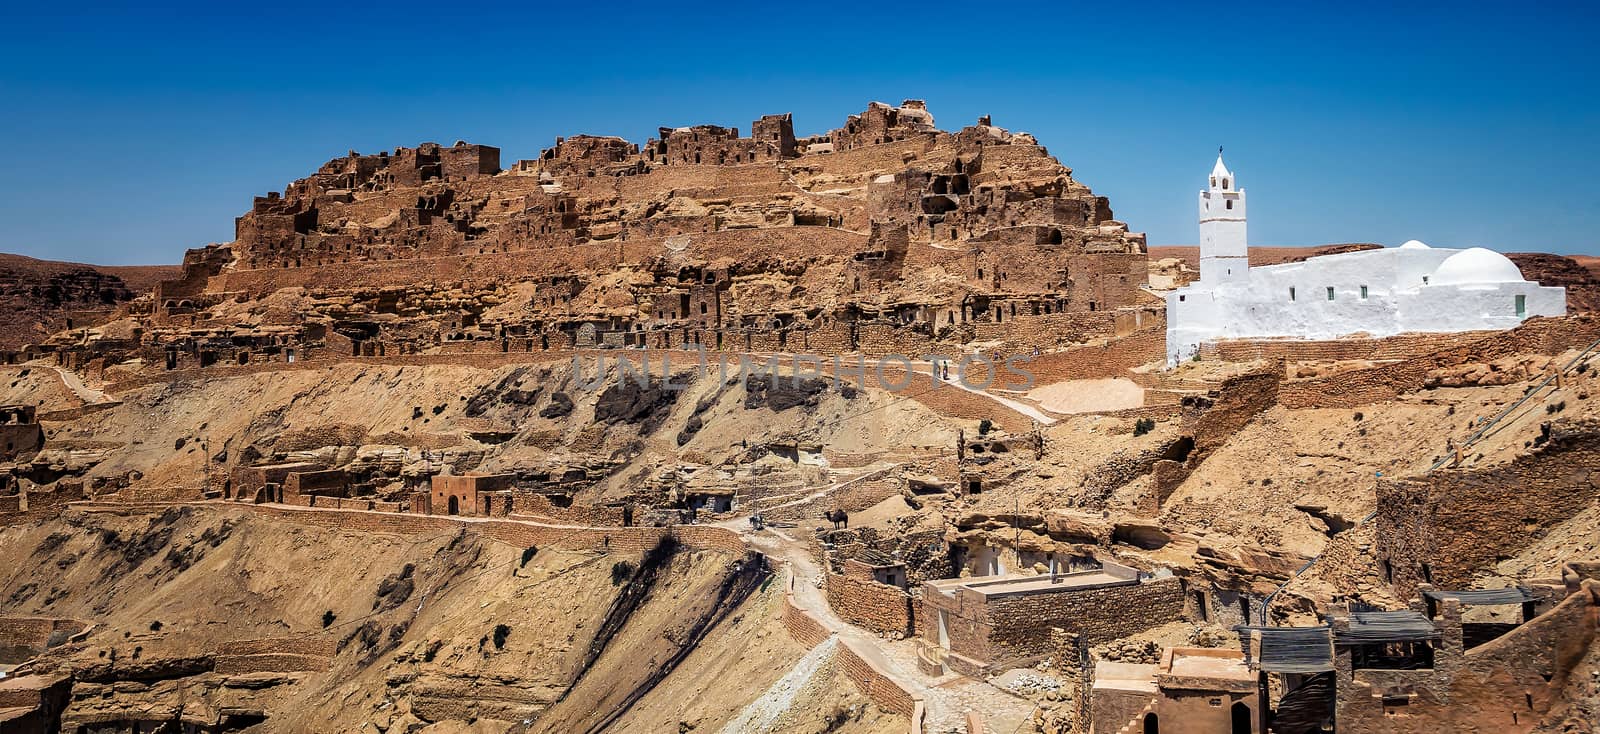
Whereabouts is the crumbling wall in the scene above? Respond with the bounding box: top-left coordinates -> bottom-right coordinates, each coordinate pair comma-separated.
1334,585 -> 1599,734
1375,419 -> 1600,598
1279,315 -> 1600,409
922,575 -> 1186,670
986,576 -> 1185,657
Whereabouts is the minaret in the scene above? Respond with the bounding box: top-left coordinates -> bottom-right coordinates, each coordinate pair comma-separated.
1199,151 -> 1247,284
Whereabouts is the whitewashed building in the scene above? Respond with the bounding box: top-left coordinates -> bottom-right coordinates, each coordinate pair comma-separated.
1166,154 -> 1566,365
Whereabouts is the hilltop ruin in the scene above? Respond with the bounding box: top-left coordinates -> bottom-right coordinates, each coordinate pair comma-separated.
1,100 -> 1599,734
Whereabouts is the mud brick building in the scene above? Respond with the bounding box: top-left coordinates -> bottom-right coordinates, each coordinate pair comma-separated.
429,473 -> 514,516
1091,648 -> 1259,734
0,405 -> 43,462
918,561 -> 1185,676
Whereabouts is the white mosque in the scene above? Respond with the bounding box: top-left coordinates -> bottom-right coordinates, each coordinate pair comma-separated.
1165,154 -> 1567,365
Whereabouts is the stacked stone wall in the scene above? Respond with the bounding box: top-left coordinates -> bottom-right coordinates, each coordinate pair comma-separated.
825,572 -> 914,636
510,491 -> 627,526
212,637 -> 336,674
985,576 -> 1185,660
1375,419 -> 1600,598
924,576 -> 1185,670
781,592 -> 832,648
0,617 -> 88,657
1201,330 -> 1497,363
1023,328 -> 1166,385
1279,316 -> 1600,409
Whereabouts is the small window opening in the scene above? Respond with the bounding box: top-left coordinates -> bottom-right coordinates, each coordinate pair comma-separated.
1289,287 -> 1297,302
1327,287 -> 1336,301
1361,285 -> 1369,299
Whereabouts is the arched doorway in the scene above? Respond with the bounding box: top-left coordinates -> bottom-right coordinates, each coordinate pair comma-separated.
1143,713 -> 1158,734
447,496 -> 459,515
1231,702 -> 1251,733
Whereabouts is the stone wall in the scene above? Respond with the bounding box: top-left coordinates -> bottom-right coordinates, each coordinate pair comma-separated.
922,574 -> 1186,671
1024,327 -> 1167,385
1200,330 -> 1497,363
511,490 -> 628,526
1375,419 -> 1600,598
0,484 -> 87,527
0,422 -> 44,461
0,617 -> 88,661
1279,315 -> 1600,409
986,576 -> 1185,658
779,591 -> 923,723
825,572 -> 914,636
212,636 -> 336,674
1333,584 -> 1599,734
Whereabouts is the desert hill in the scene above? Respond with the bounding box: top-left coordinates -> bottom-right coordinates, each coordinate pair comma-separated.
0,254 -> 177,351
2,99 -> 1599,733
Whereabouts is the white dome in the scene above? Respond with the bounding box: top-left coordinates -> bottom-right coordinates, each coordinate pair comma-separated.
1429,247 -> 1525,286
1398,239 -> 1430,250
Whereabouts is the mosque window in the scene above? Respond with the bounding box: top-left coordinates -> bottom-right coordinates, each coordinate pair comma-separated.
1226,200 -> 1233,210
1361,285 -> 1369,299
1289,287 -> 1296,302
1516,295 -> 1527,316
1327,287 -> 1335,301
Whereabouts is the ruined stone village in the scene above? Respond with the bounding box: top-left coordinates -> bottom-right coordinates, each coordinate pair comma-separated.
0,99 -> 1598,734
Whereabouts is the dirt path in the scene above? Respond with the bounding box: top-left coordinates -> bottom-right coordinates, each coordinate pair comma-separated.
48,365 -> 112,405
735,523 -> 1033,732
904,361 -> 1057,426
752,463 -> 902,514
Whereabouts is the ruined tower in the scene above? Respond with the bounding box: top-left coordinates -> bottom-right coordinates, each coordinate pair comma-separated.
1199,152 -> 1247,284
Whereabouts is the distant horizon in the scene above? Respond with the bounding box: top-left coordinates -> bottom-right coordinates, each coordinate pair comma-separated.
3,1 -> 1596,265
12,241 -> 1600,270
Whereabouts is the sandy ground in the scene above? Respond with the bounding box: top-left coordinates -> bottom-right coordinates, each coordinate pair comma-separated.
1027,378 -> 1145,414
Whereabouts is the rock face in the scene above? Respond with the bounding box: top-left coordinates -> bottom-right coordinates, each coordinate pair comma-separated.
0,254 -> 176,351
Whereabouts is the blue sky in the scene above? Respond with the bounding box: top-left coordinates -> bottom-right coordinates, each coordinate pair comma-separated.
2,1 -> 1596,265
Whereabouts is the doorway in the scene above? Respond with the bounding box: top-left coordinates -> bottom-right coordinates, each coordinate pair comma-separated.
447,496 -> 459,515
1231,702 -> 1251,733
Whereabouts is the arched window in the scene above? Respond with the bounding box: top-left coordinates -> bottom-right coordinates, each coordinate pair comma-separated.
1222,178 -> 1230,189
